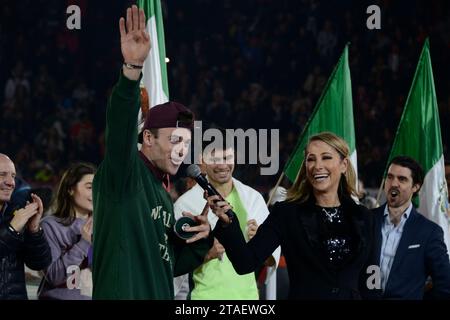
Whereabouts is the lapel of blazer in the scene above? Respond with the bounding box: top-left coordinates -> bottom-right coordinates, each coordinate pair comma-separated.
386,207 -> 420,286
346,197 -> 366,242
295,199 -> 334,280
338,196 -> 367,255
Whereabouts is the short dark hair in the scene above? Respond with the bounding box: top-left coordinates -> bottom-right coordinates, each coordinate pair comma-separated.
389,155 -> 424,188
148,128 -> 159,138
139,128 -> 159,143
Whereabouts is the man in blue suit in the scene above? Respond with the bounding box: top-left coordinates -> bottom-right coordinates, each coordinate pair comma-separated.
373,155 -> 450,299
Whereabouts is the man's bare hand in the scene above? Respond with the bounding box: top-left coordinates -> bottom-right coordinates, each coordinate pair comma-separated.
81,216 -> 93,244
183,202 -> 211,244
10,202 -> 39,233
204,238 -> 225,262
119,5 -> 151,80
27,193 -> 44,233
247,219 -> 258,240
206,194 -> 232,225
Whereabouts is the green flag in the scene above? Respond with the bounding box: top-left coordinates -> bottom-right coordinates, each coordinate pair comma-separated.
283,44 -> 357,182
137,0 -> 169,128
385,39 -> 450,252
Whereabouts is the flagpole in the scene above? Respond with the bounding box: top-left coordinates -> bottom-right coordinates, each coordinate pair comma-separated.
375,178 -> 384,206
266,173 -> 285,206
265,173 -> 285,301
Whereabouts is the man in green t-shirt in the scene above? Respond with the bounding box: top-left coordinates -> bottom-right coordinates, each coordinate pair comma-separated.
92,5 -> 212,299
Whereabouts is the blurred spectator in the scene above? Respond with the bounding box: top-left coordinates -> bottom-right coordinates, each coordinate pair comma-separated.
38,162 -> 96,300
317,20 -> 338,65
0,153 -> 51,300
0,0 -> 449,198
358,178 -> 378,209
4,61 -> 30,101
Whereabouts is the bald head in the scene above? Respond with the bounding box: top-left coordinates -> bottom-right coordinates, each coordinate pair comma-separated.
0,154 -> 16,205
0,153 -> 12,162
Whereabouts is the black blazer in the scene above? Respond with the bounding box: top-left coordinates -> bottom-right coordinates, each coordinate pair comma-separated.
372,204 -> 450,299
214,195 -> 375,299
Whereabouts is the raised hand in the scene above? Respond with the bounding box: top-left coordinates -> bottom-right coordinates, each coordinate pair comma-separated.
81,216 -> 93,244
119,5 -> 151,80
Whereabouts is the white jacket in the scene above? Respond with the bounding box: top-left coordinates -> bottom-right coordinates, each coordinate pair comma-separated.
173,177 -> 281,299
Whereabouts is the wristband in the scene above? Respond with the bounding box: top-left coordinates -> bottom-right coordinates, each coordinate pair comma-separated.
123,62 -> 143,70
8,224 -> 21,236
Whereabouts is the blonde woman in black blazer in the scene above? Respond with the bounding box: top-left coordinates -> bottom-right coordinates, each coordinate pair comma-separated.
210,132 -> 375,299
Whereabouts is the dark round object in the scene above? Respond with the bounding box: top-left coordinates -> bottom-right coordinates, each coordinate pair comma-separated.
174,216 -> 198,240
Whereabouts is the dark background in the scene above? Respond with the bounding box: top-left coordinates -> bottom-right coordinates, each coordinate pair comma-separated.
1,0 -> 449,198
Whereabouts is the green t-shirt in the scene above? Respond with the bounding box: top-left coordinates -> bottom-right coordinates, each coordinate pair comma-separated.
92,72 -> 211,299
190,186 -> 259,300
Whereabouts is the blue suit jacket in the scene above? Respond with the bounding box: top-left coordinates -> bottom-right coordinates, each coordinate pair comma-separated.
372,204 -> 450,299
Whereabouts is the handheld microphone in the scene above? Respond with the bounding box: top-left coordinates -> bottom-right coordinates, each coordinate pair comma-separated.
186,164 -> 235,221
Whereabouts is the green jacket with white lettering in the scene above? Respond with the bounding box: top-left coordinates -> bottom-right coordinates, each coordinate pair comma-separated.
92,71 -> 212,299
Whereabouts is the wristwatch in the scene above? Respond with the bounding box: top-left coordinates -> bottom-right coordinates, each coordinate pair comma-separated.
123,62 -> 143,70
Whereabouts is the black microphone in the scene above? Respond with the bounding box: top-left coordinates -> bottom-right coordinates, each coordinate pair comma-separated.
186,164 -> 235,221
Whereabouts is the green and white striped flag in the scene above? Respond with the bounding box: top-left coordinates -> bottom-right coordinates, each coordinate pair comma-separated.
283,44 -> 357,182
137,0 -> 169,129
386,39 -> 450,252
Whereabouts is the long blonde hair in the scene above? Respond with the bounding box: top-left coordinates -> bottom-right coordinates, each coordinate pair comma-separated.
286,132 -> 358,203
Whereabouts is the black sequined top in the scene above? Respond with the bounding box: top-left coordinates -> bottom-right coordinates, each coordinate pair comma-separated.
316,205 -> 356,269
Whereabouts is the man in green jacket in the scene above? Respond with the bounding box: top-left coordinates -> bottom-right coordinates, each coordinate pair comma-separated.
92,5 -> 212,299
